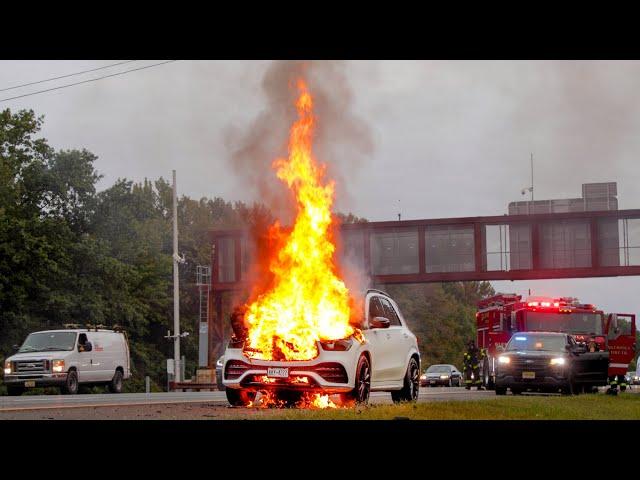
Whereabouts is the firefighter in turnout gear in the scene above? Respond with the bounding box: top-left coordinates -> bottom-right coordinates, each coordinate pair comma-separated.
607,374 -> 628,395
463,340 -> 485,390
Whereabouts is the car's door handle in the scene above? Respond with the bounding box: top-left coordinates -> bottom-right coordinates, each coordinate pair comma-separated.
403,333 -> 409,338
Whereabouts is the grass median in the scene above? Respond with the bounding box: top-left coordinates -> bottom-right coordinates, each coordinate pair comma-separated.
231,393 -> 640,420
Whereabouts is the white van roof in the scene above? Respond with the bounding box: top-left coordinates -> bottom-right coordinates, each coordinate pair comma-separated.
33,329 -> 122,334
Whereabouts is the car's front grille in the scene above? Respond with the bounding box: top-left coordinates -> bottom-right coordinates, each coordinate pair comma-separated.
504,357 -> 555,378
223,360 -> 349,384
14,360 -> 47,374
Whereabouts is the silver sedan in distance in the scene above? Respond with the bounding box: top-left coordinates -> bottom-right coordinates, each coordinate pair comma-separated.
420,364 -> 463,387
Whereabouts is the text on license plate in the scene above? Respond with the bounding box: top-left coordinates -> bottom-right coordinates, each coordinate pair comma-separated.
522,371 -> 535,379
24,380 -> 36,388
267,367 -> 289,378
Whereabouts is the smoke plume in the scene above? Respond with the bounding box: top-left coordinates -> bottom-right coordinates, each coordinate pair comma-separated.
223,60 -> 373,223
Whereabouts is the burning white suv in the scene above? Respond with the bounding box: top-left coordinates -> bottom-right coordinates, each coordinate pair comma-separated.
222,289 -> 420,406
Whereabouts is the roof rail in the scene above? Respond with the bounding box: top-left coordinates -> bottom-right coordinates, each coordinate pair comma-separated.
366,288 -> 390,297
63,323 -> 82,329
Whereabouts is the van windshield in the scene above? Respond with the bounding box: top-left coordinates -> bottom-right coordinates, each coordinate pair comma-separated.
19,332 -> 77,353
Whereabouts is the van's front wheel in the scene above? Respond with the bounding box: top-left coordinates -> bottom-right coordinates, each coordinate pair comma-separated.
108,370 -> 123,393
62,370 -> 78,395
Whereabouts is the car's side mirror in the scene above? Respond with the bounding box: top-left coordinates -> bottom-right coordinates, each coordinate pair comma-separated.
12,344 -> 19,351
370,316 -> 391,329
496,345 -> 505,353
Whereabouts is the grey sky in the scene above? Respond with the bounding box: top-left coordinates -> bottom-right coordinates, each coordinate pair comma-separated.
1,60 -> 639,318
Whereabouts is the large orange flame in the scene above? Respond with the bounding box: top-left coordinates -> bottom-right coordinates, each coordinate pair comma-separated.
243,79 -> 355,361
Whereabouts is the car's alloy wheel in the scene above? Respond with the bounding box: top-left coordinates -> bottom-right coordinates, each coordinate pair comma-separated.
392,357 -> 420,403
354,356 -> 371,404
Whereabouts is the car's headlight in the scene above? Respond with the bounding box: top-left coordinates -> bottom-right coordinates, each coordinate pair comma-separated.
4,360 -> 11,375
550,357 -> 565,366
440,375 -> 449,379
319,338 -> 353,351
498,356 -> 510,364
420,375 -> 426,380
52,359 -> 65,373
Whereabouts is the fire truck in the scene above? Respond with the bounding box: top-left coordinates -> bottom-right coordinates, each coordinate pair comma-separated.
475,294 -> 636,392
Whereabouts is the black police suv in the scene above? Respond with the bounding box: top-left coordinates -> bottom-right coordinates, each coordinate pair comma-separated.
494,331 -> 608,395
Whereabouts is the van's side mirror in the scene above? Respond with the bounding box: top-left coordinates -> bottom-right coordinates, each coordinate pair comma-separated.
85,342 -> 93,352
370,317 -> 390,329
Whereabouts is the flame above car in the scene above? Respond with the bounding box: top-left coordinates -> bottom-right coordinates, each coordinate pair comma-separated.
242,79 -> 358,362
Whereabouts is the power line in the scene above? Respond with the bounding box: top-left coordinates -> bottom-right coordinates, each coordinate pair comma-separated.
0,60 -> 178,104
0,60 -> 139,93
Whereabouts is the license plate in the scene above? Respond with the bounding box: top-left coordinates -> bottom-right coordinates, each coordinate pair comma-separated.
267,367 -> 289,378
430,380 -> 436,384
24,380 -> 36,388
522,371 -> 535,379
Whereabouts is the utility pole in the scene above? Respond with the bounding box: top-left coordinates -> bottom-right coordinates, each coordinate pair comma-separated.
530,153 -> 534,203
172,170 -> 181,383
521,153 -> 535,214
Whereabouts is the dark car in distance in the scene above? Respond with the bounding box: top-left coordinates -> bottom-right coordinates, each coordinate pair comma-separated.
420,364 -> 463,387
495,331 -> 609,396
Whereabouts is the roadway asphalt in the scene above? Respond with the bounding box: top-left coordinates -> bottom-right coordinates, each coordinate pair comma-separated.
1,386 -> 635,419
0,387 -> 493,412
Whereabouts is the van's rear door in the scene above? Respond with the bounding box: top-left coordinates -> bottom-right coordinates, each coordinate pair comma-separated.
605,314 -> 636,376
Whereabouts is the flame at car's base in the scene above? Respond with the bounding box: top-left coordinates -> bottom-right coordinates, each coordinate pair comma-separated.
247,391 -> 339,409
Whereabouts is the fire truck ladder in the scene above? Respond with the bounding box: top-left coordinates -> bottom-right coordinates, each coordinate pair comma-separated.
196,265 -> 211,367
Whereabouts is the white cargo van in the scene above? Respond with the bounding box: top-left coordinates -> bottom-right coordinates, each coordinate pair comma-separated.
2,328 -> 131,396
